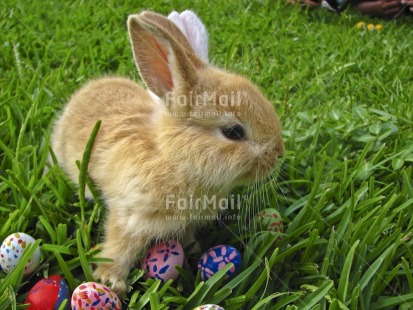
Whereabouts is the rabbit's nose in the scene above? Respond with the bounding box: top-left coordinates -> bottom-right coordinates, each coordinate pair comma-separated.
273,143 -> 284,157
263,149 -> 282,166
276,143 -> 285,159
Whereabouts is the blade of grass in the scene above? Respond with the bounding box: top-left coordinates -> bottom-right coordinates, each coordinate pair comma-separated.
338,240 -> 360,302
296,280 -> 334,310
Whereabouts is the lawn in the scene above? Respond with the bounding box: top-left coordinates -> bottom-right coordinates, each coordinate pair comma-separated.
1,0 -> 413,309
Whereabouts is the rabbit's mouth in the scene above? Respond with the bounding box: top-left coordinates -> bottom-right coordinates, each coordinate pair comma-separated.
235,163 -> 277,186
254,166 -> 277,183
233,140 -> 284,186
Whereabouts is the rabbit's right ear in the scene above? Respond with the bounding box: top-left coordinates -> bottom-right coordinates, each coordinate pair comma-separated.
127,12 -> 205,99
167,11 -> 188,38
168,10 -> 209,63
179,11 -> 209,62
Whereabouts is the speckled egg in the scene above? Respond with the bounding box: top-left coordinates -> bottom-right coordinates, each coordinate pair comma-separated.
198,245 -> 241,281
193,305 -> 225,310
71,282 -> 121,310
142,240 -> 184,282
0,232 -> 41,275
25,275 -> 69,310
254,208 -> 283,234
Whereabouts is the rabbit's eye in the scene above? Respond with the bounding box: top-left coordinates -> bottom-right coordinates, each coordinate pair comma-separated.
221,124 -> 245,141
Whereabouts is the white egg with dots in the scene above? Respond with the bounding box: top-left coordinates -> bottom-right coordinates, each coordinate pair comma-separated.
0,232 -> 41,275
193,305 -> 225,310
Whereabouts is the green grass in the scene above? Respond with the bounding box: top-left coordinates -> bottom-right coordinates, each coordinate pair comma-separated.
1,0 -> 413,309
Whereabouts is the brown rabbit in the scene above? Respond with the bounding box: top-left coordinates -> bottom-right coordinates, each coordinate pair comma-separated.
51,11 -> 284,293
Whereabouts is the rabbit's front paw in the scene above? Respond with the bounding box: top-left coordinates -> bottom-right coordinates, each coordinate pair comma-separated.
93,265 -> 127,294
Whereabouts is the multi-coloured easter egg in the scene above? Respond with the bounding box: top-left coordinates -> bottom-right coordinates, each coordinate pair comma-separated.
142,240 -> 184,282
193,305 -> 225,310
25,275 -> 69,310
198,245 -> 241,281
71,282 -> 121,310
254,208 -> 283,234
0,232 -> 41,275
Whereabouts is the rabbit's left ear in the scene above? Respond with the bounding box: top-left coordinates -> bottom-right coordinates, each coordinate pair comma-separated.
168,10 -> 209,63
128,12 -> 204,99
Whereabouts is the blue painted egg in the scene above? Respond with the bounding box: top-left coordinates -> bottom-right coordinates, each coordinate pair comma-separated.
142,240 -> 184,282
25,275 -> 69,310
193,305 -> 225,310
198,245 -> 241,281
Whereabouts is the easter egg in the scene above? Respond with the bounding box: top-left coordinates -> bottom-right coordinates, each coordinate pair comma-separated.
0,232 -> 41,275
25,275 -> 69,310
198,245 -> 241,281
254,208 -> 283,234
71,282 -> 121,310
193,305 -> 225,310
142,240 -> 184,282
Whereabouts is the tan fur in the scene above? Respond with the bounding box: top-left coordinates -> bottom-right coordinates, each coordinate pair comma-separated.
51,11 -> 284,293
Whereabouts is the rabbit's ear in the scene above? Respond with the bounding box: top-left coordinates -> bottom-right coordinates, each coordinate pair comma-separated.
179,11 -> 209,63
128,12 -> 205,98
167,11 -> 188,38
167,10 -> 209,62
140,11 -> 203,66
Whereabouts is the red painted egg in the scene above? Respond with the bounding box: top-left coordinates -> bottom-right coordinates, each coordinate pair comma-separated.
25,275 -> 69,310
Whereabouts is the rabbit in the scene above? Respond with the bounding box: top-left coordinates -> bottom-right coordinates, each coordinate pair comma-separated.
167,10 -> 209,62
51,11 -> 284,293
